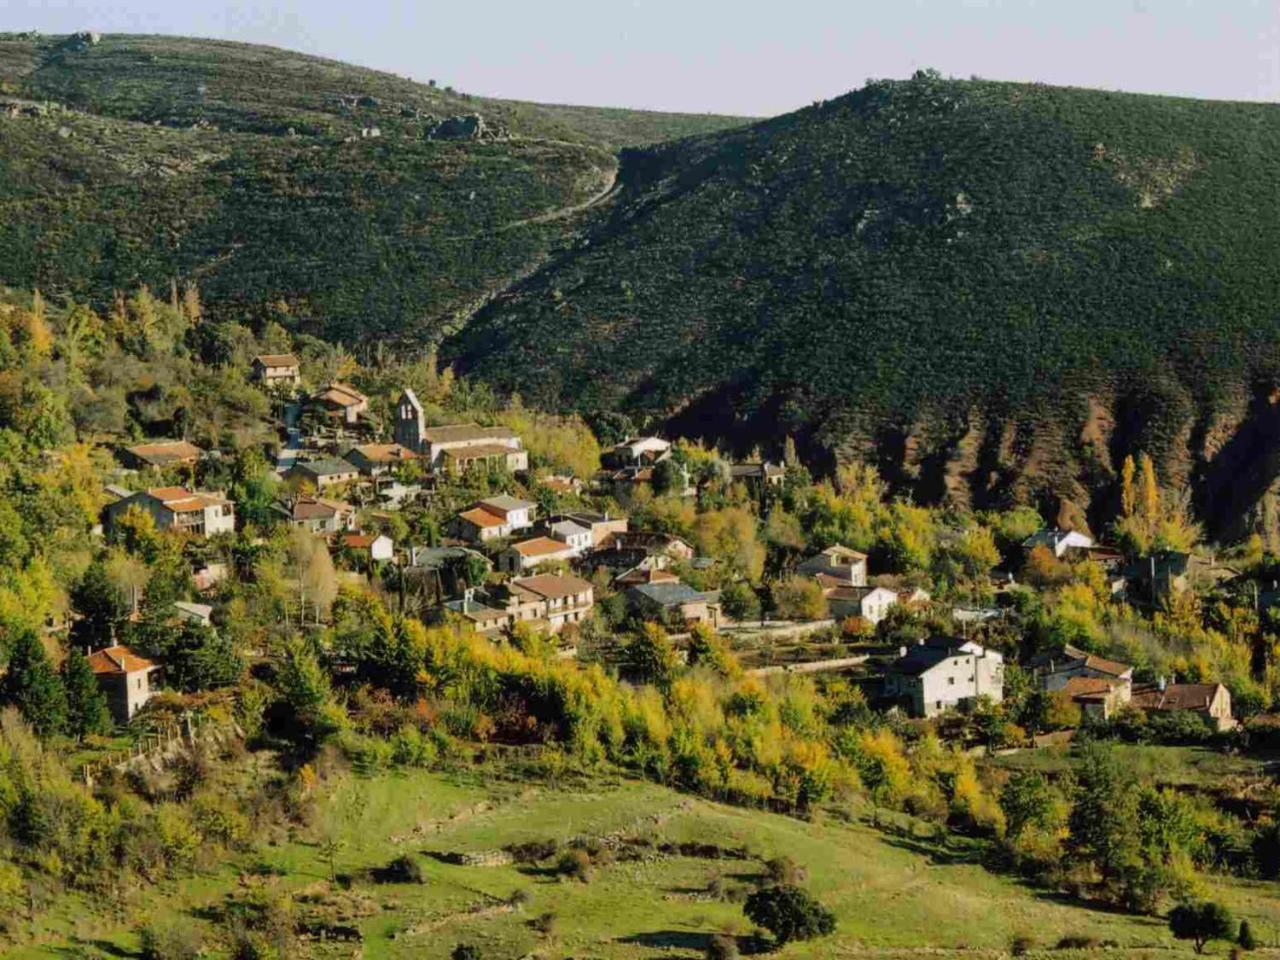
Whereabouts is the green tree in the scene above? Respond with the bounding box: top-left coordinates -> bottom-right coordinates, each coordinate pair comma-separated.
1168,901 -> 1233,954
0,628 -> 67,736
742,885 -> 836,945
719,580 -> 761,623
60,647 -> 112,736
625,622 -> 680,691
1238,920 -> 1257,951
1000,771 -> 1058,841
1066,744 -> 1142,890
652,458 -> 685,496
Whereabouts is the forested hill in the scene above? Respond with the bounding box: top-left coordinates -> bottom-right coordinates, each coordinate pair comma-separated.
0,32 -> 745,341
447,72 -> 1280,538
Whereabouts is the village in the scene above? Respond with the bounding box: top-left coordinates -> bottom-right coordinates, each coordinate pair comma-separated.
87,350 -> 1250,744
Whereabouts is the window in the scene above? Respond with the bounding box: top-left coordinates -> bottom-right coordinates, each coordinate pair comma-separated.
948,677 -> 955,686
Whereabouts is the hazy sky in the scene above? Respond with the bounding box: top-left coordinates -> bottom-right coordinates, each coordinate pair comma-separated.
6,0 -> 1279,115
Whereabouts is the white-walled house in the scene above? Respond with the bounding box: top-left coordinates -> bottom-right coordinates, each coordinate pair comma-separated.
547,519 -> 592,556
825,585 -> 899,624
1022,528 -> 1094,559
104,487 -> 235,539
454,495 -> 536,543
499,536 -> 578,574
885,637 -> 1004,718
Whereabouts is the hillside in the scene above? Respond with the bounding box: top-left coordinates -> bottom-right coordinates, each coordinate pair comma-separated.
447,72 -> 1280,540
19,766 -> 1279,957
0,32 -> 745,342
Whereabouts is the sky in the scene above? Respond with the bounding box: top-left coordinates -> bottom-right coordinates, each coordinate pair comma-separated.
5,0 -> 1279,116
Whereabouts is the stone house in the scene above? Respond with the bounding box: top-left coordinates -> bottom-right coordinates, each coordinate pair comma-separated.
1131,682 -> 1236,731
250,353 -> 301,387
798,544 -> 868,586
884,637 -> 1004,718
88,645 -> 160,724
345,443 -> 419,477
393,388 -> 426,453
104,487 -> 235,539
625,581 -> 721,628
273,495 -> 357,534
310,382 -> 368,425
285,458 -> 361,490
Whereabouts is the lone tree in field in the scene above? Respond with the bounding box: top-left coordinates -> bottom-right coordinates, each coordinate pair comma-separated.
743,884 -> 835,945
1168,901 -> 1233,954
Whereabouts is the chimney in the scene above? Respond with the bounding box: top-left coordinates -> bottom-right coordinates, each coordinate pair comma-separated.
1157,675 -> 1167,692
898,645 -> 908,658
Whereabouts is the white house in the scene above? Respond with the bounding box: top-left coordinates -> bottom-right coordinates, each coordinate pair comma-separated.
342,532 -> 395,563
547,519 -> 592,556
454,495 -> 536,543
509,573 -> 595,632
103,487 -> 235,539
499,536 -> 578,574
89,645 -> 160,724
612,436 -> 671,465
1022,528 -> 1094,559
798,544 -> 868,586
172,601 -> 214,627
825,585 -> 898,625
885,637 -> 1004,718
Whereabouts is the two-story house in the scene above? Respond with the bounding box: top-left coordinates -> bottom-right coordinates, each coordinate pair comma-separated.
345,443 -> 419,477
885,637 -> 1004,718
421,423 -> 528,474
798,544 -> 868,586
104,487 -> 235,539
273,495 -> 357,534
454,495 -> 536,543
250,353 -> 301,388
88,644 -> 161,724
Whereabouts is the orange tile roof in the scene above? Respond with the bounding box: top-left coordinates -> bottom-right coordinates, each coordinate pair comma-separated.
459,507 -> 506,528
313,382 -> 367,406
1061,676 -> 1121,701
512,573 -> 593,600
126,440 -> 203,464
87,645 -> 157,675
353,443 -> 417,462
511,537 -> 574,557
342,533 -> 382,549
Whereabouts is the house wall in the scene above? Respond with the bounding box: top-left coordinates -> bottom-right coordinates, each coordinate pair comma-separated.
894,651 -> 1005,718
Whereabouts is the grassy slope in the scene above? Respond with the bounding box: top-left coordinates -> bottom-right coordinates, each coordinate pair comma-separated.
447,74 -> 1280,458
19,767 -> 1280,958
0,33 -> 746,341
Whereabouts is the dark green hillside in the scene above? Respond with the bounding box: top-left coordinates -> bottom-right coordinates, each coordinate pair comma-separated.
448,72 -> 1280,528
0,32 -> 745,341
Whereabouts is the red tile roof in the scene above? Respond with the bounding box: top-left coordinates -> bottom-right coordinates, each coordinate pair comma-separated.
87,645 -> 157,675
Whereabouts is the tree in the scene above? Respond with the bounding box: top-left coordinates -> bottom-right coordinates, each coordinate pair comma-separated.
1238,920 -> 1257,951
158,622 -> 244,693
1066,744 -> 1142,890
771,576 -> 828,621
626,622 -> 680,691
1000,771 -> 1059,841
720,580 -> 761,623
1168,901 -> 1233,954
652,458 -> 685,496
61,647 -> 112,736
742,885 -> 835,945
0,629 -> 67,736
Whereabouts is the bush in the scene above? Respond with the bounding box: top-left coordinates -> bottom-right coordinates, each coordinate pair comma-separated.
451,945 -> 481,960
531,911 -> 558,936
1009,933 -> 1035,956
139,922 -> 203,960
507,887 -> 533,911
764,855 -> 807,886
506,839 -> 558,863
1054,934 -> 1098,950
556,848 -> 593,882
378,854 -> 425,884
743,884 -> 836,945
706,932 -> 740,960
1169,901 -> 1234,954
1238,920 -> 1257,951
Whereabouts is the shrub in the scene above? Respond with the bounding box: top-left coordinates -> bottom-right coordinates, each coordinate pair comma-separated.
556,848 -> 593,882
1054,934 -> 1098,949
1169,901 -> 1234,954
1009,933 -> 1035,956
706,932 -> 740,960
507,887 -> 533,911
451,945 -> 481,960
379,854 -> 425,884
531,911 -> 558,936
742,884 -> 836,945
764,855 -> 807,886
1238,920 -> 1257,951
139,922 -> 203,960
506,839 -> 558,863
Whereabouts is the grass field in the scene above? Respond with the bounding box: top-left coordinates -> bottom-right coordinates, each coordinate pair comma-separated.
15,761 -> 1280,959
990,742 -> 1274,788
